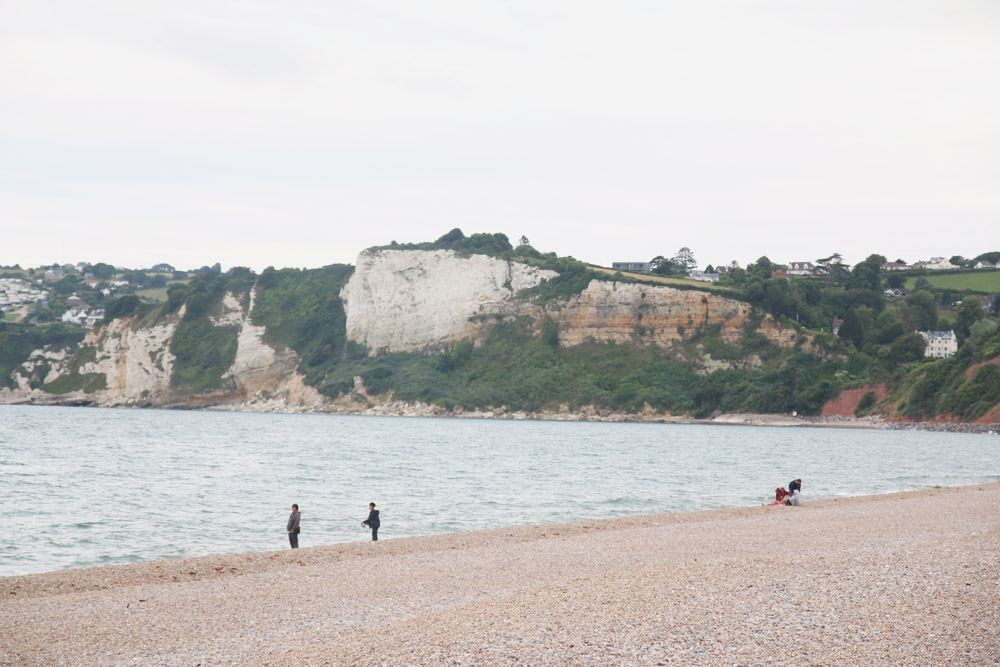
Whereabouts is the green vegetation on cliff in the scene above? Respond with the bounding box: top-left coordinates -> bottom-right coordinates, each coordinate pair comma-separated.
252,264 -> 355,386
888,325 -> 1000,421
0,323 -> 86,389
163,270 -> 253,392
309,317 -> 854,417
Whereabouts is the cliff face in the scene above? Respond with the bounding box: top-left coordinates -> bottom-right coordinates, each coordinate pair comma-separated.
3,249 -> 792,412
82,311 -> 179,405
340,249 -> 558,354
3,290 -> 331,412
340,249 -> 783,354
546,280 -> 750,347
220,291 -> 329,412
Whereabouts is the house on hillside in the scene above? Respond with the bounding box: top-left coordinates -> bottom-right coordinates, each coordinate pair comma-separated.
689,271 -> 719,283
881,260 -> 910,271
974,260 -> 996,269
787,261 -> 814,276
911,257 -> 957,271
883,288 -> 911,298
919,331 -> 957,358
612,262 -> 652,274
61,307 -> 105,327
44,269 -> 66,282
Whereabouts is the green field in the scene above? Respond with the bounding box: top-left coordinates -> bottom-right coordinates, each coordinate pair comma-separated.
135,287 -> 168,302
589,266 -> 738,295
904,270 -> 1000,292
135,280 -> 188,303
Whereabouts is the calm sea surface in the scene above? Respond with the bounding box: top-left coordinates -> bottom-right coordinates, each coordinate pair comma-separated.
1,405 -> 998,576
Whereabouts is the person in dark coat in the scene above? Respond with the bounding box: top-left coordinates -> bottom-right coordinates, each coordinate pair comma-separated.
362,502 -> 380,541
786,478 -> 803,506
287,504 -> 301,549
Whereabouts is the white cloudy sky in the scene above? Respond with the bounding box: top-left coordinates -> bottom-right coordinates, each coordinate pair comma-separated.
2,1 -> 998,272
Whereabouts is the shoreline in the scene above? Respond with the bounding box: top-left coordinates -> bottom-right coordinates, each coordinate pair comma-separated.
0,483 -> 980,584
4,483 -> 999,665
5,400 -> 999,433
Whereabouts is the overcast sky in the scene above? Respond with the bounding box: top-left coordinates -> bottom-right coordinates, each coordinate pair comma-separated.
2,1 -> 998,273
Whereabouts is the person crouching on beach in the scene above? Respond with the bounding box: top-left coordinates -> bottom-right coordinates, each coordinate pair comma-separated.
362,502 -> 380,541
287,504 -> 301,549
785,478 -> 803,506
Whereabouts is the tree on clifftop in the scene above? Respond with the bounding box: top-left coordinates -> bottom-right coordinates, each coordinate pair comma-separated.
650,255 -> 679,276
815,253 -> 849,287
673,247 -> 697,276
435,228 -> 465,246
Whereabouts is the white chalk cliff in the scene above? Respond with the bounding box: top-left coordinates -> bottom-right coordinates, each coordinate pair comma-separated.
341,249 -> 558,354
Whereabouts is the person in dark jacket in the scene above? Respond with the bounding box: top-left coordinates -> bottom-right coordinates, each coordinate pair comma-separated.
287,504 -> 301,549
362,502 -> 380,541
786,478 -> 803,506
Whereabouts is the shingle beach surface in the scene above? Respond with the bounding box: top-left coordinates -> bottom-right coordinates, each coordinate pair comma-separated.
2,484 -> 998,666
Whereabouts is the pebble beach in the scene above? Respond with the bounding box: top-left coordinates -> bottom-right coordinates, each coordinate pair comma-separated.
2,483 -> 998,666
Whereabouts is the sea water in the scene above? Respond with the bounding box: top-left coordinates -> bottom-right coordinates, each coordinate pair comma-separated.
0,405 -> 997,576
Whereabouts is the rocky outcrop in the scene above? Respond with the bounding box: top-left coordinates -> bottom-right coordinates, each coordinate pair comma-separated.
545,280 -> 751,347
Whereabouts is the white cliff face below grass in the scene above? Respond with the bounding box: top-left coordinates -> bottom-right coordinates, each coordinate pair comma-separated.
222,289 -> 329,411
81,312 -> 180,404
341,249 -> 558,354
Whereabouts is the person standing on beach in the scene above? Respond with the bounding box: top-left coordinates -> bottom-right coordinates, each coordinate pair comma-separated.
362,502 -> 380,541
287,504 -> 301,549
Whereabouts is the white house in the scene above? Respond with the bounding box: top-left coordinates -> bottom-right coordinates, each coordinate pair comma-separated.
912,257 -> 957,271
61,307 -> 105,327
974,261 -> 996,269
689,271 -> 720,283
880,261 -> 910,271
787,261 -> 814,276
919,331 -> 957,358
61,308 -> 87,325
